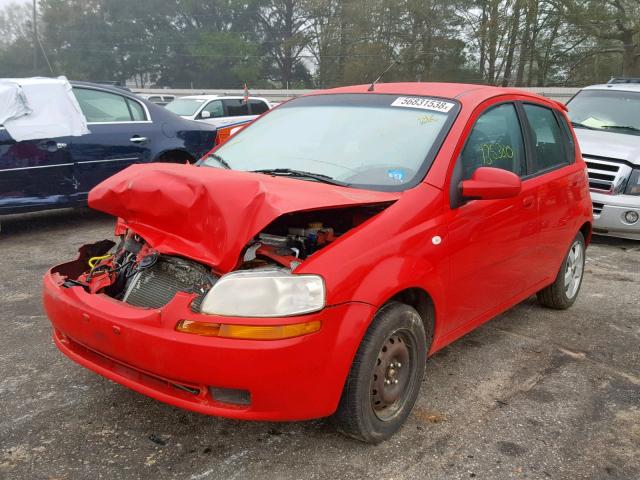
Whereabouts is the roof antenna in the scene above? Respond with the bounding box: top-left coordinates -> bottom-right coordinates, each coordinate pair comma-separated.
368,59 -> 401,91
368,28 -> 433,91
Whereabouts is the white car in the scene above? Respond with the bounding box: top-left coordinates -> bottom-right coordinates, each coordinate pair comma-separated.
138,93 -> 176,106
567,80 -> 640,240
165,95 -> 271,128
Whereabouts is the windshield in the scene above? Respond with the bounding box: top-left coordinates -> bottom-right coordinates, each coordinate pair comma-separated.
165,98 -> 207,116
567,89 -> 640,135
200,94 -> 458,190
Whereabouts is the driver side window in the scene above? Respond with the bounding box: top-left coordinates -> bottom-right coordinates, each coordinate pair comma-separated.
461,103 -> 526,180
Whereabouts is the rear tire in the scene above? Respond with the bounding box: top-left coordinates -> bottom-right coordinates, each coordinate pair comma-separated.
333,302 -> 427,443
537,231 -> 586,309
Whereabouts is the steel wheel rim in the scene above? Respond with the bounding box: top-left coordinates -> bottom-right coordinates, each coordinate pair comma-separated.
564,241 -> 584,299
370,329 -> 415,422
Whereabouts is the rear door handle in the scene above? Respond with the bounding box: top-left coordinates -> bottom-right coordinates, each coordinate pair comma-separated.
130,136 -> 148,144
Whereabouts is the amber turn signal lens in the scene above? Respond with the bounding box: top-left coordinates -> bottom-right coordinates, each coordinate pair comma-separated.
176,320 -> 221,337
176,320 -> 321,340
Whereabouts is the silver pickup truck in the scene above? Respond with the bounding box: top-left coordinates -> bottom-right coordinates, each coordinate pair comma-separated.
567,81 -> 640,240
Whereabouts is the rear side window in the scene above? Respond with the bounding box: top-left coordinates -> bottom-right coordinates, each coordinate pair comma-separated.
460,103 -> 526,180
127,98 -> 147,121
222,99 -> 249,116
249,100 -> 269,115
523,104 -> 570,171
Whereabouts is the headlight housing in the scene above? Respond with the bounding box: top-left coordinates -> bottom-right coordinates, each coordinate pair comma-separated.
625,168 -> 640,195
200,269 -> 325,317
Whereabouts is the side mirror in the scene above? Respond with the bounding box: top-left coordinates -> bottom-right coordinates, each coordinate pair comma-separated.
461,167 -> 521,200
200,110 -> 211,119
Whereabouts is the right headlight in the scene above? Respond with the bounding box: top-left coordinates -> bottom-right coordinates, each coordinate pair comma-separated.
199,269 -> 325,317
625,168 -> 640,195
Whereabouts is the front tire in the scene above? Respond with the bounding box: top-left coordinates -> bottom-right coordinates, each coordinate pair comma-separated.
333,302 -> 427,443
537,231 -> 586,309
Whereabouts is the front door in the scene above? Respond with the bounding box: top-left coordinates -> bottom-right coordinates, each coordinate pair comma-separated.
445,102 -> 540,333
0,127 -> 75,213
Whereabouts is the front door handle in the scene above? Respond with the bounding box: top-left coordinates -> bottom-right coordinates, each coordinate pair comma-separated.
130,136 -> 148,144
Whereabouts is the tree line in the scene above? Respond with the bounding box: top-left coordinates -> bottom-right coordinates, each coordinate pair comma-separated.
0,0 -> 638,89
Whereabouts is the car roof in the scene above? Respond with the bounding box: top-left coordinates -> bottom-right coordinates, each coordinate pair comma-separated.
307,82 -> 558,109
581,83 -> 640,93
177,95 -> 268,101
70,81 -> 136,96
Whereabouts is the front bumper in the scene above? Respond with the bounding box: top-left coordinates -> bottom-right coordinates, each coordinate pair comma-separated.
591,191 -> 640,241
43,264 -> 376,421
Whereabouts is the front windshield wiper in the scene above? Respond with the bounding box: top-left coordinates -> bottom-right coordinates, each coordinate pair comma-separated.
571,121 -> 598,130
204,153 -> 231,169
251,168 -> 349,186
601,125 -> 640,133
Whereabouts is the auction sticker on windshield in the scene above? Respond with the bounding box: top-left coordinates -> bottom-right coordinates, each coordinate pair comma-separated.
391,97 -> 455,113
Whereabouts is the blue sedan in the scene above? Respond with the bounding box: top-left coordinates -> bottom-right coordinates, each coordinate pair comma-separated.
0,82 -> 218,215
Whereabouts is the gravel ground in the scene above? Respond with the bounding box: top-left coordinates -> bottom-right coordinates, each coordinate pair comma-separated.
1,208 -> 638,480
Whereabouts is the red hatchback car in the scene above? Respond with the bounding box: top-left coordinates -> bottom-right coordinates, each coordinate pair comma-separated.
43,83 -> 592,443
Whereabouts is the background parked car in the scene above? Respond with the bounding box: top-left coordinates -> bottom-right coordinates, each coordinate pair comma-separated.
165,95 -> 270,128
0,81 -> 218,215
137,93 -> 176,106
567,79 -> 640,240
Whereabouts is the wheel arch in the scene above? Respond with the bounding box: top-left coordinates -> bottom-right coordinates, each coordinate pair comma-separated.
155,149 -> 196,164
579,221 -> 592,246
386,287 -> 437,354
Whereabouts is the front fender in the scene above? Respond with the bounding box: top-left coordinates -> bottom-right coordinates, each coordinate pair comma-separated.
297,183 -> 449,334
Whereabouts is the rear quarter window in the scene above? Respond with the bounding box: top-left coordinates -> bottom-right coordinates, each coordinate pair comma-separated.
126,98 -> 147,121
249,100 -> 269,115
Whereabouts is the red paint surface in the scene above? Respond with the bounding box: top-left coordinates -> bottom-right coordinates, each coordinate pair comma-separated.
44,83 -> 593,421
88,164 -> 399,273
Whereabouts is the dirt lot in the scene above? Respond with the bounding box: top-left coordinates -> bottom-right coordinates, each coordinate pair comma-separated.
1,208 -> 638,480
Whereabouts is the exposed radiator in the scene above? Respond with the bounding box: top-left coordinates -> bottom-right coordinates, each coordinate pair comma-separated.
123,255 -> 216,309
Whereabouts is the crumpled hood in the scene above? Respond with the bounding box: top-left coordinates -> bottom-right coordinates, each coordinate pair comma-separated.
575,129 -> 640,165
88,163 -> 400,272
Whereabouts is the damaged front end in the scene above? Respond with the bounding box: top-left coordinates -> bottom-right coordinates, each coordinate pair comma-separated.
43,163 -> 397,419
52,203 -> 391,318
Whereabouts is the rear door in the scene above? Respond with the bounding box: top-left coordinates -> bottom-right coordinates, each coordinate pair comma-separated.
69,86 -> 154,201
520,103 -> 584,279
0,126 -> 75,213
445,102 -> 541,332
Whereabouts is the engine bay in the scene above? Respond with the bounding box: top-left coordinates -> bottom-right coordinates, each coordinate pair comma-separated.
54,205 -> 388,311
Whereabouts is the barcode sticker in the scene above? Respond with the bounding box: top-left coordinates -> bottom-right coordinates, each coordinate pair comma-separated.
391,97 -> 455,113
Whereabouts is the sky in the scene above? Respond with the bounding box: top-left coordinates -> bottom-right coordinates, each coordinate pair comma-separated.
0,0 -> 28,9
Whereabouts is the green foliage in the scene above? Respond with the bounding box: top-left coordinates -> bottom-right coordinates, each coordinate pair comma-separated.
0,2 -> 37,77
0,0 -> 638,87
